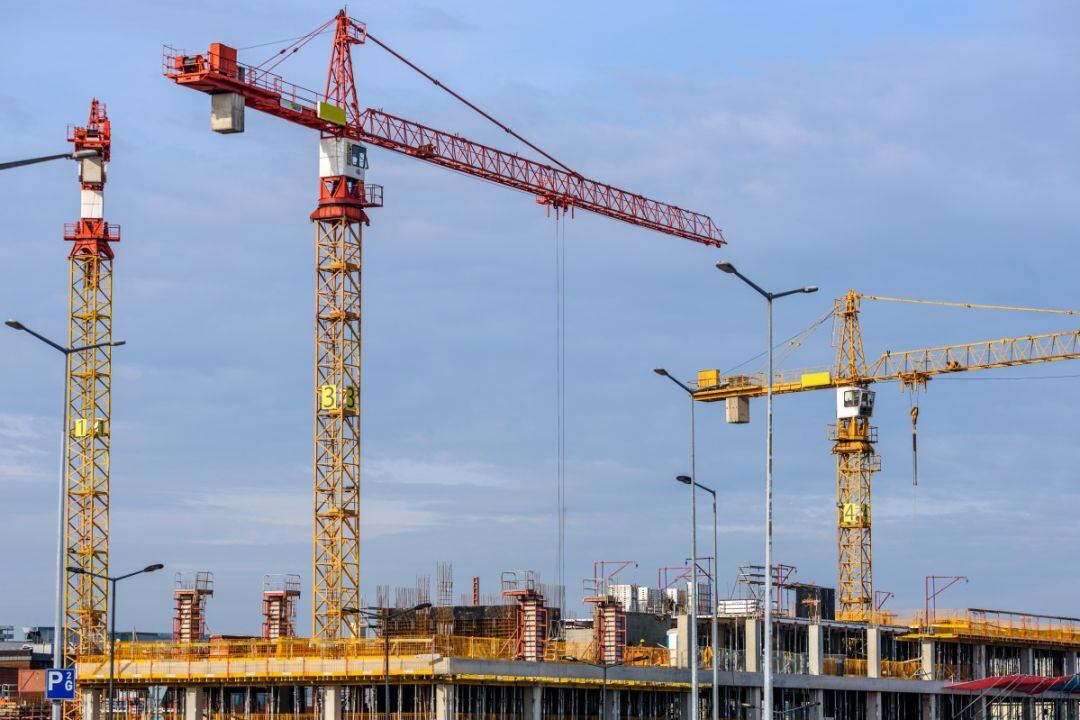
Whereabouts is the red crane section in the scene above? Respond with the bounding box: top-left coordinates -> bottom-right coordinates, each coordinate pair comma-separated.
162,36 -> 725,247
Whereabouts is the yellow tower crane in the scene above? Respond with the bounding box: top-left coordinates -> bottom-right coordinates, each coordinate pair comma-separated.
693,290 -> 1080,622
64,100 -> 117,676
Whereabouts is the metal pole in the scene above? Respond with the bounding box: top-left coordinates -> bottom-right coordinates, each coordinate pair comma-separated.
689,393 -> 699,720
763,295 -> 774,720
107,579 -> 117,720
52,350 -> 71,720
383,609 -> 390,720
711,492 -> 719,720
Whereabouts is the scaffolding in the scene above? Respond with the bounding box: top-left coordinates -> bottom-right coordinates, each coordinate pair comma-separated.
262,574 -> 301,641
582,565 -> 630,665
174,572 -> 214,643
436,563 -> 453,607
501,572 -> 548,662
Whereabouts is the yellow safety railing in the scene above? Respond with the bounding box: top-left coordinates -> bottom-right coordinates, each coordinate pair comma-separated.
906,609 -> 1080,647
82,634 -> 677,674
880,659 -> 921,679
541,639 -> 596,664
932,663 -> 973,682
822,655 -> 866,677
436,635 -> 514,661
623,646 -> 669,667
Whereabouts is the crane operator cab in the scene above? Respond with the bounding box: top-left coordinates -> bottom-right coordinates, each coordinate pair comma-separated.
837,386 -> 875,419
319,137 -> 368,181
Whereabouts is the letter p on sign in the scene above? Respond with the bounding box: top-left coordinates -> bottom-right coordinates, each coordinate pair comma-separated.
45,668 -> 76,700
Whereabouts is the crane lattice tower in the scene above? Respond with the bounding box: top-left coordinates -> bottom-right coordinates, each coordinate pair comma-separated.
310,13 -> 376,639
63,99 -> 117,693
831,291 -> 878,622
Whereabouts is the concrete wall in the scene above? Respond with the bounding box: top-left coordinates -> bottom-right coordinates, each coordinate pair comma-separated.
625,612 -> 671,647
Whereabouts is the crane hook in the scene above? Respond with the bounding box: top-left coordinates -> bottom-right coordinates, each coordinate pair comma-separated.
910,405 -> 920,487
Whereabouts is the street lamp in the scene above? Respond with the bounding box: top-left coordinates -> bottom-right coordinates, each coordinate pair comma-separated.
714,262 -> 816,720
7,320 -> 126,720
677,475 -> 719,720
67,564 -> 164,720
653,368 -> 701,720
343,603 -> 431,720
562,656 -> 624,720
0,148 -> 99,171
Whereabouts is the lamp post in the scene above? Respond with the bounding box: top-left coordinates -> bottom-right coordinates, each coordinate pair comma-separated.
0,148 -> 99,171
68,564 -> 164,720
653,368 -> 701,720
562,656 -> 624,720
677,476 -> 719,720
7,320 -> 126,720
714,262 -> 816,720
343,603 -> 431,720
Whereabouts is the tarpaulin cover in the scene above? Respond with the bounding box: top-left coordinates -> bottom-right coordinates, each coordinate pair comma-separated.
947,674 -> 1080,695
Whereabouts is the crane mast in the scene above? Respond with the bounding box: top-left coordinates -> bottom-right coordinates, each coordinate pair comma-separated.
831,292 -> 878,621
64,99 -> 118,699
309,12 -> 372,640
164,10 -> 724,639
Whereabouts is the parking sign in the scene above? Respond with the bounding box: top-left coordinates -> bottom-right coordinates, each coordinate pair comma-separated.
45,668 -> 75,701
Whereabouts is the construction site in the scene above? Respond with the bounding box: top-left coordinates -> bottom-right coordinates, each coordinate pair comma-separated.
2,6 -> 1079,720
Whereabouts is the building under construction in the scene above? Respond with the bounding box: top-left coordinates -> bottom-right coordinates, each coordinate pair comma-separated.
16,7 -> 1078,720
73,566 -> 1080,720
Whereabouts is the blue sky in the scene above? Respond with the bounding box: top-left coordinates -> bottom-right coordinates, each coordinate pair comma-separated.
1,1 -> 1078,635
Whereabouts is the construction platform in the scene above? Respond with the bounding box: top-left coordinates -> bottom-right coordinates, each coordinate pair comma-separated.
73,608 -> 1080,720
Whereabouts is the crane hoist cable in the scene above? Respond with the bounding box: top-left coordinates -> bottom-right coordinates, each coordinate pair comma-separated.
364,32 -> 581,177
254,17 -> 337,73
237,30 -> 333,52
724,306 -> 836,378
859,294 -> 1079,315
246,20 -> 582,178
909,398 -> 919,488
553,209 -> 568,620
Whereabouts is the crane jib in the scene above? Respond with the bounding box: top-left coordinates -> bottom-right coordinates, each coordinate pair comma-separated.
162,45 -> 725,247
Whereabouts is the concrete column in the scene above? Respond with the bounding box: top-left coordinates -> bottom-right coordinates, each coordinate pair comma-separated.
744,618 -> 760,673
1021,647 -> 1034,675
434,685 -> 454,720
973,644 -> 987,680
920,693 -> 938,720
866,627 -> 881,679
80,687 -> 101,720
1064,651 -> 1078,675
742,687 -> 761,720
921,639 -> 936,681
322,686 -> 342,720
866,691 -> 882,720
184,687 -> 205,720
603,688 -> 619,720
807,624 -> 823,676
677,689 -> 693,720
522,685 -> 542,720
676,614 -> 693,668
810,689 -> 824,720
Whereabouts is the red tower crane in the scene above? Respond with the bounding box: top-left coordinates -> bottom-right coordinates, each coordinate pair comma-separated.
164,10 -> 725,640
